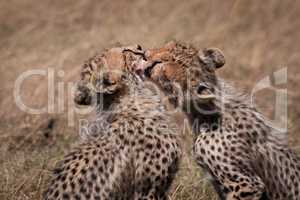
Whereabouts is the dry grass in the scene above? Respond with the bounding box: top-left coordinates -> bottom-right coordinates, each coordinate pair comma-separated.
0,0 -> 299,199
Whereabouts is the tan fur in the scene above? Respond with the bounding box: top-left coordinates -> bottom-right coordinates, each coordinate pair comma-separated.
143,41 -> 300,200
44,45 -> 181,200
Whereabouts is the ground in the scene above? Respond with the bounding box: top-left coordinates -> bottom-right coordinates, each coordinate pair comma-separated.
0,0 -> 299,200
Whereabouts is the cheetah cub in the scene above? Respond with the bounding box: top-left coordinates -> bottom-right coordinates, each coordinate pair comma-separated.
140,41 -> 300,200
44,45 -> 181,200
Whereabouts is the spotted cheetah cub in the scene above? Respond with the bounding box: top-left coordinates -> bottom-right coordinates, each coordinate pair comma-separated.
140,41 -> 300,200
44,45 -> 181,200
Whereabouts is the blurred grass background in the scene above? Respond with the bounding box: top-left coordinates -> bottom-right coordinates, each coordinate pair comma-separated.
0,0 -> 299,199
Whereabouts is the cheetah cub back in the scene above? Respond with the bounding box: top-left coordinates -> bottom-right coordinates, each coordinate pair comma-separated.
44,45 -> 181,200
140,41 -> 300,200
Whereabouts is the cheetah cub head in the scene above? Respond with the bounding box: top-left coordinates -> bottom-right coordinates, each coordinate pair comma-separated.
140,41 -> 225,114
74,44 -> 146,110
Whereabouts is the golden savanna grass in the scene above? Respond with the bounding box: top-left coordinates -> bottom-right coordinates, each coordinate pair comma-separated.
0,0 -> 299,199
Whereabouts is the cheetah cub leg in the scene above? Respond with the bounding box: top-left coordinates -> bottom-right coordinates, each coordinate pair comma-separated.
209,165 -> 266,200
225,178 -> 265,200
194,137 -> 266,200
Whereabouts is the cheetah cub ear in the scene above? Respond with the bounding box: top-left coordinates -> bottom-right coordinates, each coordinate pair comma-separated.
198,48 -> 225,69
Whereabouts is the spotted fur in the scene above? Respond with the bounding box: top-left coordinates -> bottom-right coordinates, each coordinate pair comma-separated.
44,45 -> 181,200
143,41 -> 300,200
